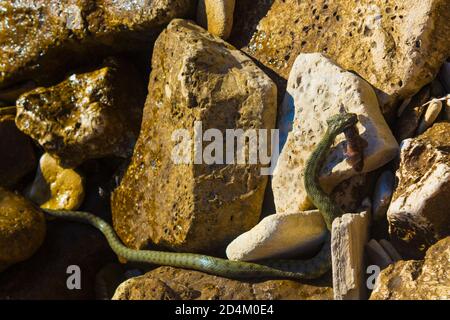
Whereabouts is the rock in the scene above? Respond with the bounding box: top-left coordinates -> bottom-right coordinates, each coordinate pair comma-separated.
111,20 -> 277,254
112,266 -> 333,300
372,171 -> 395,221
0,114 -> 36,187
331,210 -> 370,300
416,99 -> 443,134
197,0 -> 235,40
226,210 -> 327,261
370,236 -> 450,300
15,57 -> 145,168
0,188 -> 46,272
237,0 -> 450,114
395,85 -> 430,141
388,122 -> 450,259
272,53 -> 398,213
366,239 -> 393,270
26,153 -> 85,210
0,0 -> 196,88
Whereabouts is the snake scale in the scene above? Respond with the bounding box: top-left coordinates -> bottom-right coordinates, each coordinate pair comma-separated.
43,112 -> 359,280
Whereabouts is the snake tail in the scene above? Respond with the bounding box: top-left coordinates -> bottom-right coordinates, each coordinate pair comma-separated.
43,208 -> 330,280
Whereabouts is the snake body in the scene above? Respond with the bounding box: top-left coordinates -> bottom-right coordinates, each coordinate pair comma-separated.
43,112 -> 358,280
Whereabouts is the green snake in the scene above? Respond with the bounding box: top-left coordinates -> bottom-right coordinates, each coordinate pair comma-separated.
43,112 -> 359,280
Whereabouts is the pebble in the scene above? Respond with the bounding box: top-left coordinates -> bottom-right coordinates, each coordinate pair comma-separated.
26,153 -> 85,210
372,171 -> 395,221
416,99 -> 442,135
226,210 -> 327,261
196,0 -> 235,39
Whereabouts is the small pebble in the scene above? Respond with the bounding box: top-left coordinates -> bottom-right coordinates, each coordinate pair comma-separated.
416,99 -> 442,134
26,153 -> 85,210
372,171 -> 395,221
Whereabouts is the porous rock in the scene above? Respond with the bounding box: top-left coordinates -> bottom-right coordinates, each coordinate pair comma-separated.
272,53 -> 398,213
370,236 -> 450,300
237,0 -> 450,114
111,20 -> 278,254
388,122 -> 450,259
0,0 -> 196,88
112,266 -> 333,300
15,57 -> 145,168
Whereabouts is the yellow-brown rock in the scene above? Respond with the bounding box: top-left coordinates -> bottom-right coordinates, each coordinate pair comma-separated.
0,0 -> 196,89
27,153 -> 85,210
197,0 -> 235,39
0,188 -> 46,272
15,57 -> 145,168
112,266 -> 333,300
234,0 -> 450,114
111,20 -> 277,254
370,236 -> 450,300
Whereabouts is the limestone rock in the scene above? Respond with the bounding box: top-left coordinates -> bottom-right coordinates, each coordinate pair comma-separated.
331,210 -> 370,300
112,266 -> 333,300
388,122 -> 450,259
226,210 -> 327,261
272,53 -> 398,213
416,99 -> 443,134
372,171 -> 395,221
0,188 -> 46,272
111,20 -> 277,254
27,153 -> 85,210
0,0 -> 196,88
370,236 -> 450,300
15,57 -> 145,168
238,0 -> 450,114
0,114 -> 36,187
197,0 -> 235,39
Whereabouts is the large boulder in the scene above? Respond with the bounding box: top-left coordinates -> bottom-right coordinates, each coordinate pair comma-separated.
0,114 -> 36,187
112,266 -> 333,300
111,20 -> 278,254
15,57 -> 145,168
0,0 -> 196,88
370,236 -> 450,300
387,122 -> 450,259
272,53 -> 398,213
0,188 -> 46,272
231,0 -> 450,114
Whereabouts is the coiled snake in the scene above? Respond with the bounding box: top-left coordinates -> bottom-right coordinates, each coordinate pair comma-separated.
43,112 -> 359,280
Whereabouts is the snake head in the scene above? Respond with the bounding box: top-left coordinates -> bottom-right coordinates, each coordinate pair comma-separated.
326,112 -> 358,134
